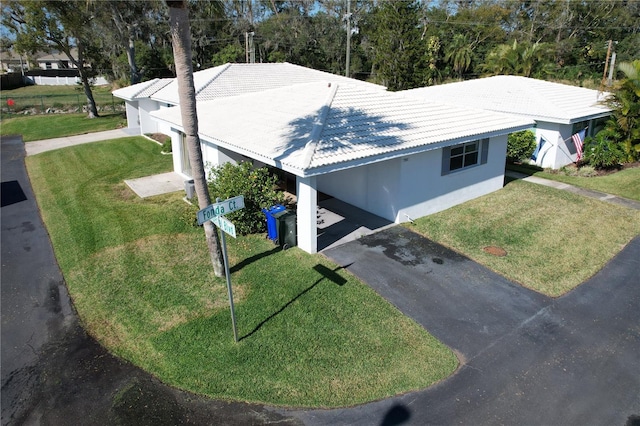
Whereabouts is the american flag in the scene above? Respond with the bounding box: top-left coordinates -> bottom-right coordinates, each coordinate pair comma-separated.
572,129 -> 586,161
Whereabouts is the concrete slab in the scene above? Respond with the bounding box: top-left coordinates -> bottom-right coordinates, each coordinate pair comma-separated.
124,172 -> 186,198
317,197 -> 394,251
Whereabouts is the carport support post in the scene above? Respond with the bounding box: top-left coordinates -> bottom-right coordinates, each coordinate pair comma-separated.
296,175 -> 317,254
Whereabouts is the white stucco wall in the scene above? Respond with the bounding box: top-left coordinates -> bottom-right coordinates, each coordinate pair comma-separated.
318,136 -> 509,223
533,122 -> 577,169
138,99 -> 163,134
125,102 -> 139,129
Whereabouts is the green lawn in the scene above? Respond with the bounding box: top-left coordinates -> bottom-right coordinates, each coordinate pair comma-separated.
26,137 -> 457,407
1,84 -> 123,118
408,179 -> 640,297
1,113 -> 126,141
507,163 -> 640,201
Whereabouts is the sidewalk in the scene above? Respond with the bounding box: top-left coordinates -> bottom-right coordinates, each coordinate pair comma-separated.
506,170 -> 640,211
25,127 -> 139,156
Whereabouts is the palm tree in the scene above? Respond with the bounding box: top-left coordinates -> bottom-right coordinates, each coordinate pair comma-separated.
482,40 -> 551,78
606,60 -> 640,161
445,34 -> 472,80
166,0 -> 224,276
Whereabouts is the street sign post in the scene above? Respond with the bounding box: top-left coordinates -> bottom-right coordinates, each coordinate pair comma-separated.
197,195 -> 245,225
206,196 -> 244,343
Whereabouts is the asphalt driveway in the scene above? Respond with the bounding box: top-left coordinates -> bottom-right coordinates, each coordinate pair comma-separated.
287,226 -> 640,425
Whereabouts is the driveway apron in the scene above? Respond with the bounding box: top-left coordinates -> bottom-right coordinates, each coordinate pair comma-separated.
286,226 -> 640,425
323,226 -> 551,358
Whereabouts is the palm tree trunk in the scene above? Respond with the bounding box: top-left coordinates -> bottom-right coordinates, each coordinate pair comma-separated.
167,0 -> 224,277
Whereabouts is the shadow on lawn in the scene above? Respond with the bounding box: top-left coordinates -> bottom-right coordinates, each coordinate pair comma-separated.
239,263 -> 351,341
230,245 -> 281,273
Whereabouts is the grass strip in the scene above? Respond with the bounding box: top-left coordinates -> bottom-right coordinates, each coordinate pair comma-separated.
407,179 -> 640,297
1,113 -> 126,142
26,137 -> 457,407
507,163 -> 640,201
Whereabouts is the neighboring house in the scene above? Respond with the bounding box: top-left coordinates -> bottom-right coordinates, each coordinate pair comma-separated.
0,49 -> 26,73
402,76 -> 612,169
150,81 -> 533,254
112,62 -> 385,136
35,49 -> 78,70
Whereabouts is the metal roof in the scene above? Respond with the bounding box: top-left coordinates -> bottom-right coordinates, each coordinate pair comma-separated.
151,82 -> 534,177
148,62 -> 385,105
402,76 -> 612,124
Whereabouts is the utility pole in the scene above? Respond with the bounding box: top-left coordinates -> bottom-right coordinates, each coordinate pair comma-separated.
245,32 -> 255,64
600,39 -> 613,91
608,51 -> 617,85
249,32 -> 255,64
344,0 -> 351,77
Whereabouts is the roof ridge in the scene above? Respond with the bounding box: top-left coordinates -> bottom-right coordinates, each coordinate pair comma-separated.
195,63 -> 231,97
301,82 -> 339,169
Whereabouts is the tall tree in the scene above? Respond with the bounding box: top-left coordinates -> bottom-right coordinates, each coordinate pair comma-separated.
362,0 -> 425,91
166,0 -> 224,277
5,0 -> 101,117
445,33 -> 472,79
94,0 -> 157,85
606,60 -> 640,162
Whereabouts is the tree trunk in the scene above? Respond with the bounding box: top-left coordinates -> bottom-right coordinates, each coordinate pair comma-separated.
72,43 -> 99,118
167,0 -> 224,277
126,36 -> 140,84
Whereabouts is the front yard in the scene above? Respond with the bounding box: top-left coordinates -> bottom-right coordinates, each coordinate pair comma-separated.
26,137 -> 457,408
408,178 -> 640,297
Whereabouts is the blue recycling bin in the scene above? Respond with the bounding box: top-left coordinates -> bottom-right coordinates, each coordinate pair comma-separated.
262,204 -> 286,241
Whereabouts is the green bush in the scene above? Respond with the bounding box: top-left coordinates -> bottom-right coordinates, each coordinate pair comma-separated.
583,132 -> 625,169
207,162 -> 286,235
507,130 -> 536,162
161,137 -> 172,153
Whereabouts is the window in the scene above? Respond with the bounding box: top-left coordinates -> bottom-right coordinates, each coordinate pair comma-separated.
442,139 -> 489,175
45,62 -> 52,70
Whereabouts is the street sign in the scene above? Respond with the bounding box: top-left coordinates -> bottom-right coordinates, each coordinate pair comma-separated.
197,195 -> 244,225
211,215 -> 237,238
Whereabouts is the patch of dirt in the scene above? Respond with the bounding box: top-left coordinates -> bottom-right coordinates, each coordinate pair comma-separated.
483,246 -> 507,257
147,133 -> 170,144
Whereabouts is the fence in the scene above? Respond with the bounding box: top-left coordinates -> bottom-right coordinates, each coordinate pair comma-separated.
26,75 -> 109,86
1,93 -> 125,116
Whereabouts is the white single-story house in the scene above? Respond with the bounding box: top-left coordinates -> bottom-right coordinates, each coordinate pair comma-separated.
151,81 -> 534,254
113,78 -> 174,134
112,62 -> 385,136
402,76 -> 612,169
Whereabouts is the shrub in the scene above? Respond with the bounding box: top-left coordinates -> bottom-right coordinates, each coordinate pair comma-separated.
207,162 -> 286,235
507,130 -> 536,162
161,137 -> 172,153
583,132 -> 625,169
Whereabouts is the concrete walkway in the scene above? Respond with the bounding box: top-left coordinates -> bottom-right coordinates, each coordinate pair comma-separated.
506,170 -> 640,210
24,128 -> 139,156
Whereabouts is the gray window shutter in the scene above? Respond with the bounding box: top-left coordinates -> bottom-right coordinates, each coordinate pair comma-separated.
441,146 -> 452,176
480,138 -> 489,164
